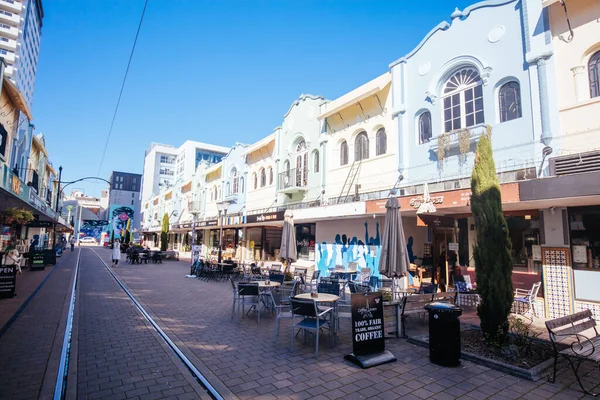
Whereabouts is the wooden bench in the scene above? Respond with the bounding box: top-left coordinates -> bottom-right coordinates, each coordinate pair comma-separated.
400,293 -> 433,338
546,309 -> 600,396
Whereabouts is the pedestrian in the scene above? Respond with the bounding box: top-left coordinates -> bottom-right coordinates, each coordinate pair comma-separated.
112,239 -> 121,267
61,235 -> 67,251
69,235 -> 76,251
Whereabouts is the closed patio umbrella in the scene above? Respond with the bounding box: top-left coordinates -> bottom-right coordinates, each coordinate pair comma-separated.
417,183 -> 437,214
378,197 -> 410,279
280,210 -> 297,271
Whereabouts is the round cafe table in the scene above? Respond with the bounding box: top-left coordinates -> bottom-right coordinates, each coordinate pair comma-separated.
295,293 -> 341,343
250,281 -> 281,312
251,281 -> 281,288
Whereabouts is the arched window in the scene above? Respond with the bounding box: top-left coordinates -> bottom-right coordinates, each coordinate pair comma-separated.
226,182 -> 230,196
231,167 -> 239,194
590,51 -> 600,98
217,187 -> 221,200
375,128 -> 387,156
340,141 -> 349,166
268,167 -> 273,185
314,151 -> 320,173
498,81 -> 522,122
214,187 -> 218,201
260,168 -> 266,187
295,139 -> 308,187
354,131 -> 369,161
419,112 -> 432,144
253,173 -> 257,190
240,177 -> 244,193
442,68 -> 484,132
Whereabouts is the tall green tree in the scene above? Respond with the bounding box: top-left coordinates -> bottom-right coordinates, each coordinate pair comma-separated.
470,126 -> 513,344
160,213 -> 169,251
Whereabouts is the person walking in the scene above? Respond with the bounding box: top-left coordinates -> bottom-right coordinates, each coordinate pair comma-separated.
112,239 -> 121,267
69,236 -> 76,251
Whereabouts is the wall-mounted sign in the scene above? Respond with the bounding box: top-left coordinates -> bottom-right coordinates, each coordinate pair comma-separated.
448,242 -> 459,252
409,195 -> 444,209
532,245 -> 542,261
197,220 -> 217,228
246,210 -> 285,224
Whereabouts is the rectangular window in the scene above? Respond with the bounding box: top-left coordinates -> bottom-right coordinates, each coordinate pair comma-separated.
132,193 -> 135,198
443,94 -> 461,132
464,85 -> 484,127
131,200 -> 134,205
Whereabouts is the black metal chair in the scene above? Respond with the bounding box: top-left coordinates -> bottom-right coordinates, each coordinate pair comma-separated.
290,298 -> 332,358
269,271 -> 285,285
237,283 -> 261,323
317,282 -> 340,296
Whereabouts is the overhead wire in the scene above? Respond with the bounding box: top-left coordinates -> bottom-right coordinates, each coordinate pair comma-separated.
96,0 -> 149,178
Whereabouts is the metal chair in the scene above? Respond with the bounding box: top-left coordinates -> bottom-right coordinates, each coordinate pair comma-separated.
419,282 -> 438,294
290,298 -> 332,358
272,280 -> 299,343
230,278 -> 239,320
237,283 -> 261,324
317,282 -> 340,296
513,282 -> 541,320
269,271 -> 285,284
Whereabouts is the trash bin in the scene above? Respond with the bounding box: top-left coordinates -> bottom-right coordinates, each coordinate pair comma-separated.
424,302 -> 462,367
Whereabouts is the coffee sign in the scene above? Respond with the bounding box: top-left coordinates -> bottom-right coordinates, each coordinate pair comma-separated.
409,195 -> 444,209
350,292 -> 385,356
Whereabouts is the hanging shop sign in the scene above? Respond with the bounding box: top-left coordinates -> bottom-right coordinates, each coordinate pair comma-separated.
246,210 -> 285,224
0,265 -> 17,299
344,292 -> 396,368
11,175 -> 21,195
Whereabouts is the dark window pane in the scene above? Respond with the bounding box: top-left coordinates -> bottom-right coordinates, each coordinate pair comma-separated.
445,121 -> 452,132
444,108 -> 451,120
466,114 -> 474,127
465,89 -> 473,101
453,118 -> 461,130
474,84 -> 483,97
465,101 -> 473,114
476,111 -> 485,124
452,93 -> 460,104
444,97 -> 451,107
475,98 -> 484,111
452,105 -> 461,117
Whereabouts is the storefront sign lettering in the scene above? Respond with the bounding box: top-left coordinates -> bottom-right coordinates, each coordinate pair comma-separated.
350,292 -> 385,356
409,196 -> 444,209
0,265 -> 17,299
197,220 -> 217,227
246,211 -> 285,224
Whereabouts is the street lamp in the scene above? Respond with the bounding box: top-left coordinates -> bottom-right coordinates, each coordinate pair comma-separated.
216,200 -> 231,264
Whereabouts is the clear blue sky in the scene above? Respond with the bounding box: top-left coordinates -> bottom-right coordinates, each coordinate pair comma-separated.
33,0 -> 474,197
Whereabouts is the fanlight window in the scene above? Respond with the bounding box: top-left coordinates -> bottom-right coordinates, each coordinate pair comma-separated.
442,67 -> 484,132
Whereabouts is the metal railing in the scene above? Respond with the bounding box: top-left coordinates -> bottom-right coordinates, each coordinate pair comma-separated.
278,168 -> 307,190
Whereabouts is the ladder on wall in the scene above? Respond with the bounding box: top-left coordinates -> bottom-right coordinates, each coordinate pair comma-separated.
338,160 -> 362,203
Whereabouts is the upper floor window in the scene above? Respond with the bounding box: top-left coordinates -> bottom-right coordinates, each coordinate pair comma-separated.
442,68 -> 484,132
498,81 -> 522,122
419,112 -> 432,144
314,151 -> 320,173
590,51 -> 600,99
355,132 -> 369,161
340,141 -> 349,166
253,172 -> 257,190
268,167 -> 273,185
296,139 -> 308,187
240,177 -> 244,193
260,168 -> 266,187
231,167 -> 239,194
375,128 -> 387,156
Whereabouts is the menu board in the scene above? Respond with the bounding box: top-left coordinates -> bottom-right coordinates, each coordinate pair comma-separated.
0,265 -> 17,298
30,251 -> 46,270
350,292 -> 385,356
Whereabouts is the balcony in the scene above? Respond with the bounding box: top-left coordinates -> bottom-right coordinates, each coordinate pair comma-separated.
429,124 -> 486,154
188,200 -> 202,214
0,37 -> 17,51
278,168 -> 308,194
0,23 -> 17,39
0,0 -> 22,14
0,49 -> 15,62
0,9 -> 19,26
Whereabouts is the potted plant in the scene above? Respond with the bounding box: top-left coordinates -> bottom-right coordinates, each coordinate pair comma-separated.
15,209 -> 34,225
1,207 -> 19,225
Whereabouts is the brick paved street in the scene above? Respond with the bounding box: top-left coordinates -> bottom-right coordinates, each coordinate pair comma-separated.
100,247 -> 599,400
73,249 -> 209,400
0,250 -> 78,400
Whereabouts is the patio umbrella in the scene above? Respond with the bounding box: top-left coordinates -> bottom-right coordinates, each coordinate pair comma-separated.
417,183 -> 437,214
378,197 -> 410,279
280,209 -> 297,272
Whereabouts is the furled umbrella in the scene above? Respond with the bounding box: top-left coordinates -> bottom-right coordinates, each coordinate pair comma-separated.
280,209 -> 297,272
417,183 -> 437,214
378,197 -> 410,280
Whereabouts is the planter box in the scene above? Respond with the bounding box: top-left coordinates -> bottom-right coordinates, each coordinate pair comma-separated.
383,301 -> 401,338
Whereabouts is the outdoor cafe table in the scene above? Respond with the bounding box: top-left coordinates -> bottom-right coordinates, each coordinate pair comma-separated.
295,293 -> 340,342
250,281 -> 281,313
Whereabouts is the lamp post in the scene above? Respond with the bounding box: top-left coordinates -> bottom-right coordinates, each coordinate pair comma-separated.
216,200 -> 230,264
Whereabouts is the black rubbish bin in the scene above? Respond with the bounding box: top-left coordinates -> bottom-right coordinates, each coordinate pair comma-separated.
424,302 -> 462,367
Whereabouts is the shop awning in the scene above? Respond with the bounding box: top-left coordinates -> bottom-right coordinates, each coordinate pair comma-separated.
243,134 -> 275,156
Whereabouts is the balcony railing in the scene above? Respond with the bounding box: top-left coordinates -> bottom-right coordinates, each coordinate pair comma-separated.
278,168 -> 308,192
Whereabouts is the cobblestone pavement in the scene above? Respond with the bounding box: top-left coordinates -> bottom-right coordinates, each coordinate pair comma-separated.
0,250 -> 77,400
97,249 -> 598,400
74,249 -> 209,400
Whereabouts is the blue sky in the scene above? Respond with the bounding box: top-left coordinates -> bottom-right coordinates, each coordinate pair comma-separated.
33,0 -> 475,196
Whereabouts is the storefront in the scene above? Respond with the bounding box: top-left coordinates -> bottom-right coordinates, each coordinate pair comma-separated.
244,210 -> 285,262
568,206 -> 600,309
196,219 -> 218,258
296,223 -> 316,262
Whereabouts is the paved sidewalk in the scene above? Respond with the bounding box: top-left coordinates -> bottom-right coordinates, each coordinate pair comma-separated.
74,248 -> 209,400
104,251 -> 599,400
0,249 -> 78,400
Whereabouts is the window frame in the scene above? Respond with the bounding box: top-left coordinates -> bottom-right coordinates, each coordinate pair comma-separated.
253,173 -> 257,190
260,168 -> 266,187
375,128 -> 387,156
354,131 -> 369,161
590,51 -> 600,99
498,81 -> 522,123
441,68 -> 485,133
340,140 -> 349,166
419,111 -> 432,144
314,150 -> 320,173
268,167 -> 273,185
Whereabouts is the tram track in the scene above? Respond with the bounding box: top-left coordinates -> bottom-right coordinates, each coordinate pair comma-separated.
51,247 -> 225,400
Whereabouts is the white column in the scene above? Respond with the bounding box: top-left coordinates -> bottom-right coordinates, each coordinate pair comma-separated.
571,65 -> 587,103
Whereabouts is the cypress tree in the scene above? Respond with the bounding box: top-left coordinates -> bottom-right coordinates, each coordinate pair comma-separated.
470,126 -> 513,344
161,213 -> 169,252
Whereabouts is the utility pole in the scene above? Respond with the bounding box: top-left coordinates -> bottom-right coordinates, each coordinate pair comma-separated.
55,166 -> 62,212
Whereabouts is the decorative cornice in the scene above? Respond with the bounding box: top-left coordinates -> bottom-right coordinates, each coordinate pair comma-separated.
462,0 -> 517,18
525,48 -> 554,64
390,22 -> 450,67
282,94 -> 325,119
